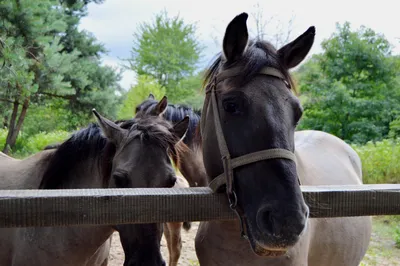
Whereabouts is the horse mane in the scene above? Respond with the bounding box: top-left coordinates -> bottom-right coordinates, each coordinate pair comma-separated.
39,123 -> 114,189
39,116 -> 188,189
202,40 -> 296,94
137,100 -> 201,148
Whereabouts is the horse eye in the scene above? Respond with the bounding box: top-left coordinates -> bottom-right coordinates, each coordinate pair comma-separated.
223,101 -> 240,115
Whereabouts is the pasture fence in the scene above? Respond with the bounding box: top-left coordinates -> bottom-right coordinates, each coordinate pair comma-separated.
0,184 -> 399,228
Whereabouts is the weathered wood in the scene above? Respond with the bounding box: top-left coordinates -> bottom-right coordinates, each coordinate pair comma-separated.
0,184 -> 399,228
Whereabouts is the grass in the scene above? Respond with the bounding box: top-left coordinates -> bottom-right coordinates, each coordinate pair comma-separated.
361,216 -> 400,266
352,139 -> 400,184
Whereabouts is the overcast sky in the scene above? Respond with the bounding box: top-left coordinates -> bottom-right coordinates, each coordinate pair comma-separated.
78,0 -> 400,90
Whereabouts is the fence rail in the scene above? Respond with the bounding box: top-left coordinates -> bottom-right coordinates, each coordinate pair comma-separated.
0,184 -> 399,228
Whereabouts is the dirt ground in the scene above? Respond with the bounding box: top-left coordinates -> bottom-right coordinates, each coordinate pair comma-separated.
108,222 -> 199,266
108,218 -> 400,266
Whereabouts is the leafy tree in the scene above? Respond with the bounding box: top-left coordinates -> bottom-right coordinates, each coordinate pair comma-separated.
117,75 -> 166,119
0,0 -> 121,153
126,9 -> 203,103
297,22 -> 400,144
175,71 -> 205,110
55,0 -> 123,121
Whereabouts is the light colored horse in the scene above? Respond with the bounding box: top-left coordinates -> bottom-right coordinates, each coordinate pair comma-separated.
194,13 -> 371,266
0,110 -> 189,266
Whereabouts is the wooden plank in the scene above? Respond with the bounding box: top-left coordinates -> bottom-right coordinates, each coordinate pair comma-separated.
0,185 -> 399,228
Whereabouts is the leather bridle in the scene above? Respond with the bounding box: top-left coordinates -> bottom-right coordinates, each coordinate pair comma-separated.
202,66 -> 299,239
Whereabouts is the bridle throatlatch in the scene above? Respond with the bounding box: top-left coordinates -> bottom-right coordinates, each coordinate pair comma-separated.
203,66 -> 299,239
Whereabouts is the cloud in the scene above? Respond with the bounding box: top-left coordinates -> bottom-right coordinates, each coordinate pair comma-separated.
100,56 -> 137,91
79,0 -> 400,90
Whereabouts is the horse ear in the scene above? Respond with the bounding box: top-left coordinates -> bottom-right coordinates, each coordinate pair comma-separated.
222,12 -> 249,62
277,26 -> 316,69
92,109 -> 126,144
154,96 -> 168,117
148,93 -> 155,100
172,116 -> 189,142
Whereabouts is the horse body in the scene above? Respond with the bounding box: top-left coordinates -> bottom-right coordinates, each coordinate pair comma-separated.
0,150 -> 113,266
0,150 -> 53,189
195,130 -> 371,266
0,112 -> 190,266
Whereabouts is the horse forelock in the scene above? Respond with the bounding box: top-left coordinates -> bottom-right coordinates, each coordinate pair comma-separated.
203,39 -> 296,94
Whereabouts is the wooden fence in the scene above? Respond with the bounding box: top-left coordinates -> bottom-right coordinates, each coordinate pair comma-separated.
0,184 -> 399,228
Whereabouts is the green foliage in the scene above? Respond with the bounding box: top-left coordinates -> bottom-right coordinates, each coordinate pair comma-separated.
117,75 -> 166,119
174,71 -> 205,109
352,139 -> 400,184
127,9 -> 203,103
0,0 -> 121,152
20,99 -> 85,136
23,130 -> 70,154
297,22 -> 400,144
395,227 -> 400,249
389,117 -> 400,139
0,129 -> 7,148
0,128 -> 70,158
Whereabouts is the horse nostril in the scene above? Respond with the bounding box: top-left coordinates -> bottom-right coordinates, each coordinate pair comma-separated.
305,207 -> 310,219
256,205 -> 282,237
168,175 -> 177,188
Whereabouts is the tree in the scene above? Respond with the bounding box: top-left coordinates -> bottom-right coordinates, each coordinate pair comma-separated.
210,3 -> 295,49
126,9 -> 203,103
0,0 -> 122,153
297,22 -> 400,144
175,71 -> 205,110
249,2 -> 295,47
117,75 -> 166,120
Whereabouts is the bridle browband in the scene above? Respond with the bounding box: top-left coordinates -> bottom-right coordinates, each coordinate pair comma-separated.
202,66 -> 299,239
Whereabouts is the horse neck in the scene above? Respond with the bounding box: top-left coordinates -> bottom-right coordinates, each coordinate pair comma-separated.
115,223 -> 164,265
165,105 -> 201,150
65,154 -> 108,189
176,141 -> 208,187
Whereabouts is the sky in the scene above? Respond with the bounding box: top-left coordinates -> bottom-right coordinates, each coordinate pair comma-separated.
78,0 -> 400,91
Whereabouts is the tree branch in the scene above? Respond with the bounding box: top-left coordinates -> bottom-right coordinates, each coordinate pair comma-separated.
39,92 -> 76,100
0,98 -> 15,104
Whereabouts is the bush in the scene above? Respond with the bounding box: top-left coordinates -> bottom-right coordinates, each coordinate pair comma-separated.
0,129 -> 7,149
24,131 -> 71,153
1,130 -> 71,159
352,139 -> 400,184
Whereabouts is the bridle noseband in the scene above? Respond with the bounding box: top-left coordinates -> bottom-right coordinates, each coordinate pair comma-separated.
202,66 -> 299,239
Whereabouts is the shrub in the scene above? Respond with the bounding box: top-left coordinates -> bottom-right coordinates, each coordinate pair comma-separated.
4,130 -> 71,159
352,139 -> 400,184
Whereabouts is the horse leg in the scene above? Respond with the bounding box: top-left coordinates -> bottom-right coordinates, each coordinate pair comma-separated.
164,222 -> 183,266
163,223 -> 173,265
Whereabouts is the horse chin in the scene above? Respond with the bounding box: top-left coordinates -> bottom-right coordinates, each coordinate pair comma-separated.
253,243 -> 288,257
244,220 -> 289,257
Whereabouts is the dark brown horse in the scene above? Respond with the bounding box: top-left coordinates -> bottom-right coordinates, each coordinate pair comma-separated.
136,12 -> 371,266
0,110 -> 189,266
135,95 -> 207,188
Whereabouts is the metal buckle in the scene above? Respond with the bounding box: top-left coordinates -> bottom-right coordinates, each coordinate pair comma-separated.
228,190 -> 237,210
